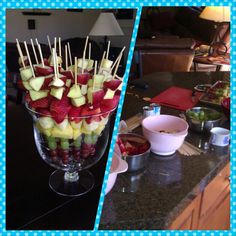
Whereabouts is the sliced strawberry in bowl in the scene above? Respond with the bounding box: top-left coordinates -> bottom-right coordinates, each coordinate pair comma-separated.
34,65 -> 53,76
36,108 -> 51,117
68,107 -> 83,123
41,75 -> 53,90
60,70 -> 74,81
29,96 -> 50,109
100,95 -> 120,113
104,79 -> 122,91
77,73 -> 91,85
81,104 -> 101,117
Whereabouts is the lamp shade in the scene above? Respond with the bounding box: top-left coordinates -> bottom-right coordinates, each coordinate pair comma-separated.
199,6 -> 230,22
89,13 -> 124,36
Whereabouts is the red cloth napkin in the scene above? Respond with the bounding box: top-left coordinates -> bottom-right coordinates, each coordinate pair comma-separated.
150,86 -> 202,111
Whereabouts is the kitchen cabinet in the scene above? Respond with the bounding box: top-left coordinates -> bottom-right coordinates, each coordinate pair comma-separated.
169,195 -> 201,230
168,163 -> 230,230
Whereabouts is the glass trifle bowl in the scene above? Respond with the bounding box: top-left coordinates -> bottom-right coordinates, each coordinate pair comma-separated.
26,102 -> 116,197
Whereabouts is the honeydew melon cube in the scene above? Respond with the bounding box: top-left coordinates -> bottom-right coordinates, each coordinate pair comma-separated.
55,119 -> 68,130
38,117 -> 54,129
104,88 -> 115,99
94,124 -> 105,135
35,121 -> 52,137
87,59 -> 94,71
50,87 -> 64,100
81,126 -> 92,135
101,59 -> 113,69
70,120 -> 83,129
82,120 -> 99,132
81,84 -> 88,95
29,90 -> 49,101
65,79 -> 72,87
29,76 -> 45,91
49,78 -> 64,87
20,67 -> 33,81
71,96 -> 86,107
67,84 -> 82,98
49,55 -> 62,65
93,74 -> 105,88
22,81 -> 32,90
77,58 -> 89,69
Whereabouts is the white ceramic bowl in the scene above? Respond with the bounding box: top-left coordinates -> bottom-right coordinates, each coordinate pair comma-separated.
105,145 -> 128,195
142,115 -> 189,156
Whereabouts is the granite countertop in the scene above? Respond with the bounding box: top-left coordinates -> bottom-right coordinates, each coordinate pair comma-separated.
99,72 -> 230,230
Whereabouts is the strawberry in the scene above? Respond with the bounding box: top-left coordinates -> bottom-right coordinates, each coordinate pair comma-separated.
100,95 -> 120,112
81,105 -> 101,116
41,76 -> 53,89
44,58 -> 50,66
51,110 -> 67,124
50,97 -> 71,124
29,97 -> 49,109
60,71 -> 74,81
86,116 -> 101,124
68,107 -> 83,123
36,108 -> 51,117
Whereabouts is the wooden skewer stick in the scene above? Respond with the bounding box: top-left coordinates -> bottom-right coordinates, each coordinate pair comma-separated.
67,42 -> 72,66
47,35 -> 52,54
30,39 -> 39,64
112,52 -> 123,80
65,45 -> 68,71
82,36 -> 89,74
55,48 -> 59,78
82,58 -> 84,74
88,43 -> 91,60
52,48 -> 57,80
54,37 -> 57,54
83,36 -> 89,59
24,41 -> 35,78
59,37 -> 61,57
37,43 -> 45,67
74,57 -> 78,87
16,39 -> 26,69
93,60 -> 97,90
98,51 -> 106,74
106,40 -> 110,59
110,46 -> 126,72
35,38 -> 39,46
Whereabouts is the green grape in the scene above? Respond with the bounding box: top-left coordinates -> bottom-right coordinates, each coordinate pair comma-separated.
84,135 -> 92,144
60,139 -> 69,150
48,141 -> 57,150
74,136 -> 82,148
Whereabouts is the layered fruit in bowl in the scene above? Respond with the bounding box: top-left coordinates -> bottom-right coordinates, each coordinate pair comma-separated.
16,36 -> 125,196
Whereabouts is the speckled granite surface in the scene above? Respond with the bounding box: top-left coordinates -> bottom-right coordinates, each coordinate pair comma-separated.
99,72 -> 230,230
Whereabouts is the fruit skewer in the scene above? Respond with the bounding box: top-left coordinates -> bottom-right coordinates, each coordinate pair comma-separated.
16,35 -> 125,165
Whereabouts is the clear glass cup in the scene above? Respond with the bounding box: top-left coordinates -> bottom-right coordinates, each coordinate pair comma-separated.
26,104 -> 115,196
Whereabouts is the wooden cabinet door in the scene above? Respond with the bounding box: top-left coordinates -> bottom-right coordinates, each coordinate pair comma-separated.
198,189 -> 230,230
168,195 -> 201,230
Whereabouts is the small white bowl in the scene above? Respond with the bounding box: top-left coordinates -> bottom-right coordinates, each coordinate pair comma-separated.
142,115 -> 189,156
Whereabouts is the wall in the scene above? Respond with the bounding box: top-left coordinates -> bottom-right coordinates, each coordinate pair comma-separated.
6,9 -> 135,60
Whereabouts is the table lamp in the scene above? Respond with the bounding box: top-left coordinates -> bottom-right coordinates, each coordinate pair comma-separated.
89,12 -> 124,50
200,6 -> 230,55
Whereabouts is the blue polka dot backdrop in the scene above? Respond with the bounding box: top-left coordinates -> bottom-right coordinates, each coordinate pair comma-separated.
1,0 -> 235,235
